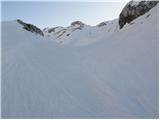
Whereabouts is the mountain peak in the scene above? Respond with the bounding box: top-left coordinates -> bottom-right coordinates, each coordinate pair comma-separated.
70,21 -> 85,27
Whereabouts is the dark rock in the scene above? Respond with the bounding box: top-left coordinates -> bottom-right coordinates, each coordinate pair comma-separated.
119,1 -> 158,29
97,22 -> 107,27
70,21 -> 85,31
56,30 -> 66,38
71,21 -> 85,27
17,19 -> 44,36
145,14 -> 151,18
66,34 -> 70,36
47,27 -> 63,33
47,27 -> 58,33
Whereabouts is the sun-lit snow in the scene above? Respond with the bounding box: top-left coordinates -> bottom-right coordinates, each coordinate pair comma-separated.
1,3 -> 159,119
43,19 -> 119,46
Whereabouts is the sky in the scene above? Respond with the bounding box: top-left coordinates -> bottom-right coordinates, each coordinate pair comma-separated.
2,1 -> 128,29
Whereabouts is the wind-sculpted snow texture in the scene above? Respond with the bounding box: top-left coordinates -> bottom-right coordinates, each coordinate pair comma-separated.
2,2 -> 159,119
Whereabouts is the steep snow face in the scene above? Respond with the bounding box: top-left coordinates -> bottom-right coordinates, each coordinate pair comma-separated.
2,3 -> 159,119
43,19 -> 119,46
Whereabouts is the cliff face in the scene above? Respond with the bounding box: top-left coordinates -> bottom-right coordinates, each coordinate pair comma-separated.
119,1 -> 158,29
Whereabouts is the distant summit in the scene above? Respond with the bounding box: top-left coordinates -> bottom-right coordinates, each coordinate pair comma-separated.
71,21 -> 85,27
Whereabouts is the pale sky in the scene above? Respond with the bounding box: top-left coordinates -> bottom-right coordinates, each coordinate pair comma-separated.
2,1 -> 128,29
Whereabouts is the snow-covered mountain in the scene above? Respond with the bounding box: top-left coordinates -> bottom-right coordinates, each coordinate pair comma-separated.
43,19 -> 119,46
42,0 -> 158,45
1,1 -> 159,118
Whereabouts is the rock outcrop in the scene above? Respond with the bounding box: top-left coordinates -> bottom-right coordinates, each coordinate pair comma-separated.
70,21 -> 85,30
97,22 -> 108,27
119,0 -> 158,29
17,19 -> 44,36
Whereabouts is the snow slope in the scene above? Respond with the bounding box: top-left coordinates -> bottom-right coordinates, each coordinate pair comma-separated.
43,19 -> 119,46
1,4 -> 159,119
